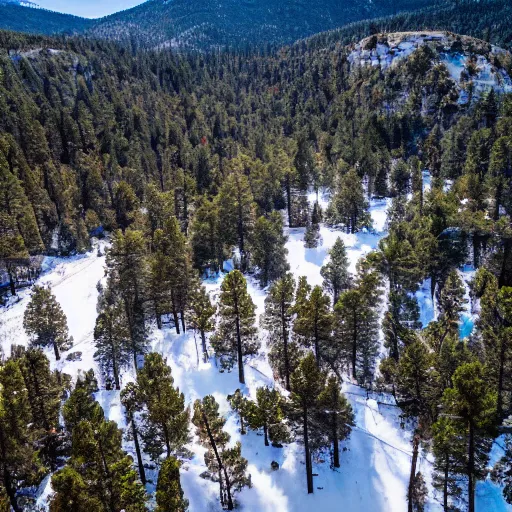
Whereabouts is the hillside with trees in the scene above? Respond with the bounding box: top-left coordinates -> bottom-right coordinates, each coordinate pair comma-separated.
1,7 -> 512,511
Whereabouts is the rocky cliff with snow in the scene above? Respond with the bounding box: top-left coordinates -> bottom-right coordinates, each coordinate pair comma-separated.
349,31 -> 512,103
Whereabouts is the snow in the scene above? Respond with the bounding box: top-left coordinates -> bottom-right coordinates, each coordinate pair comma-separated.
2,195 -> 511,511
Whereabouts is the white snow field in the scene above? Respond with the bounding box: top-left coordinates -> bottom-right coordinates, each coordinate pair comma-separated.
1,190 -> 511,511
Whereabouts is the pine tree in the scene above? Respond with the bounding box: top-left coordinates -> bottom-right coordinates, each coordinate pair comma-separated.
432,416 -> 466,512
474,269 -> 512,418
63,373 -> 104,434
294,285 -> 332,367
437,270 -> 467,343
190,197 -> 224,273
251,212 -> 289,287
290,192 -> 310,228
17,348 -> 62,432
149,229 -> 172,331
492,434 -> 512,506
441,362 -> 497,512
211,270 -> 259,384
288,353 -> 326,494
121,383 -> 146,486
272,147 -> 296,227
326,169 -> 371,233
51,418 -> 147,512
162,217 -> 194,333
49,466 -> 102,512
261,273 -> 300,391
316,376 -> 354,468
304,203 -> 322,249
227,389 -> 251,435
409,471 -> 428,512
246,387 -> 290,447
0,213 -> 29,297
17,348 -> 67,469
390,160 -> 411,198
150,218 -> 194,334
0,146 -> 43,279
23,285 -> 71,360
396,340 -> 440,422
192,396 -> 250,510
332,259 -> 381,384
93,301 -> 132,390
294,131 -> 315,192
113,181 -> 139,231
0,360 -> 44,512
106,230 -> 148,368
137,353 -> 189,460
145,183 -> 175,236
320,237 -> 352,305
187,283 -> 215,363
217,164 -> 256,269
156,457 -> 189,512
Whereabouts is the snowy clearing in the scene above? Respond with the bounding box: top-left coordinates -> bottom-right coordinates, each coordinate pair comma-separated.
1,191 -> 510,512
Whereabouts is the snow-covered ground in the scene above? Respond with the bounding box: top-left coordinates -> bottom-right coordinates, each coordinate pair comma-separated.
1,191 -> 511,511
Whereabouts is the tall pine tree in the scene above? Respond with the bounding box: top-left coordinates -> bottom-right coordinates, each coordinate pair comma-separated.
211,270 -> 259,384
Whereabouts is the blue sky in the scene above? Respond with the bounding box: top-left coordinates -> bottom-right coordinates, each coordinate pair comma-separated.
36,0 -> 146,18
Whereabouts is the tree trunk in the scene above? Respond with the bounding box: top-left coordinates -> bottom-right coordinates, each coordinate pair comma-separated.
494,181 -> 503,221
303,405 -> 314,494
8,268 -> 16,296
408,433 -> 420,512
468,421 -> 475,512
237,191 -> 245,259
264,424 -> 269,447
443,460 -> 449,511
202,409 -> 233,510
314,317 -> 320,367
332,412 -> 340,468
130,415 -> 146,485
97,435 -> 116,512
281,300 -> 291,391
286,174 -> 292,227
53,341 -> 61,361
497,334 -> 507,419
235,292 -> 245,383
201,330 -> 208,363
2,468 -> 20,512
163,423 -> 171,458
171,290 -> 181,334
352,308 -> 358,380
112,354 -> 120,390
156,313 -> 162,330
223,464 -> 234,511
180,310 -> 186,333
473,233 -> 481,269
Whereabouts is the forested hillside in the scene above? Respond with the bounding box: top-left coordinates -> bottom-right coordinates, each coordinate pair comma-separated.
0,3 -> 91,35
1,0 -> 511,51
85,0 -> 435,50
1,16 -> 512,512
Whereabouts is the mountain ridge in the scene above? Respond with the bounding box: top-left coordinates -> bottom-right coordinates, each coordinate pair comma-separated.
0,0 -> 437,50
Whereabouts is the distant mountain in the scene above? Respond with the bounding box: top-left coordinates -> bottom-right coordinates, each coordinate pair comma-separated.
88,0 -> 438,50
0,0 -> 437,49
0,3 -> 92,35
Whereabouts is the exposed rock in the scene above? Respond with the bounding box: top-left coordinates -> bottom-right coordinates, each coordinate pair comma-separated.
348,31 -> 512,102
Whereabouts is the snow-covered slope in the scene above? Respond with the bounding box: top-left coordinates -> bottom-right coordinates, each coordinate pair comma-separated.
1,186 -> 511,511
